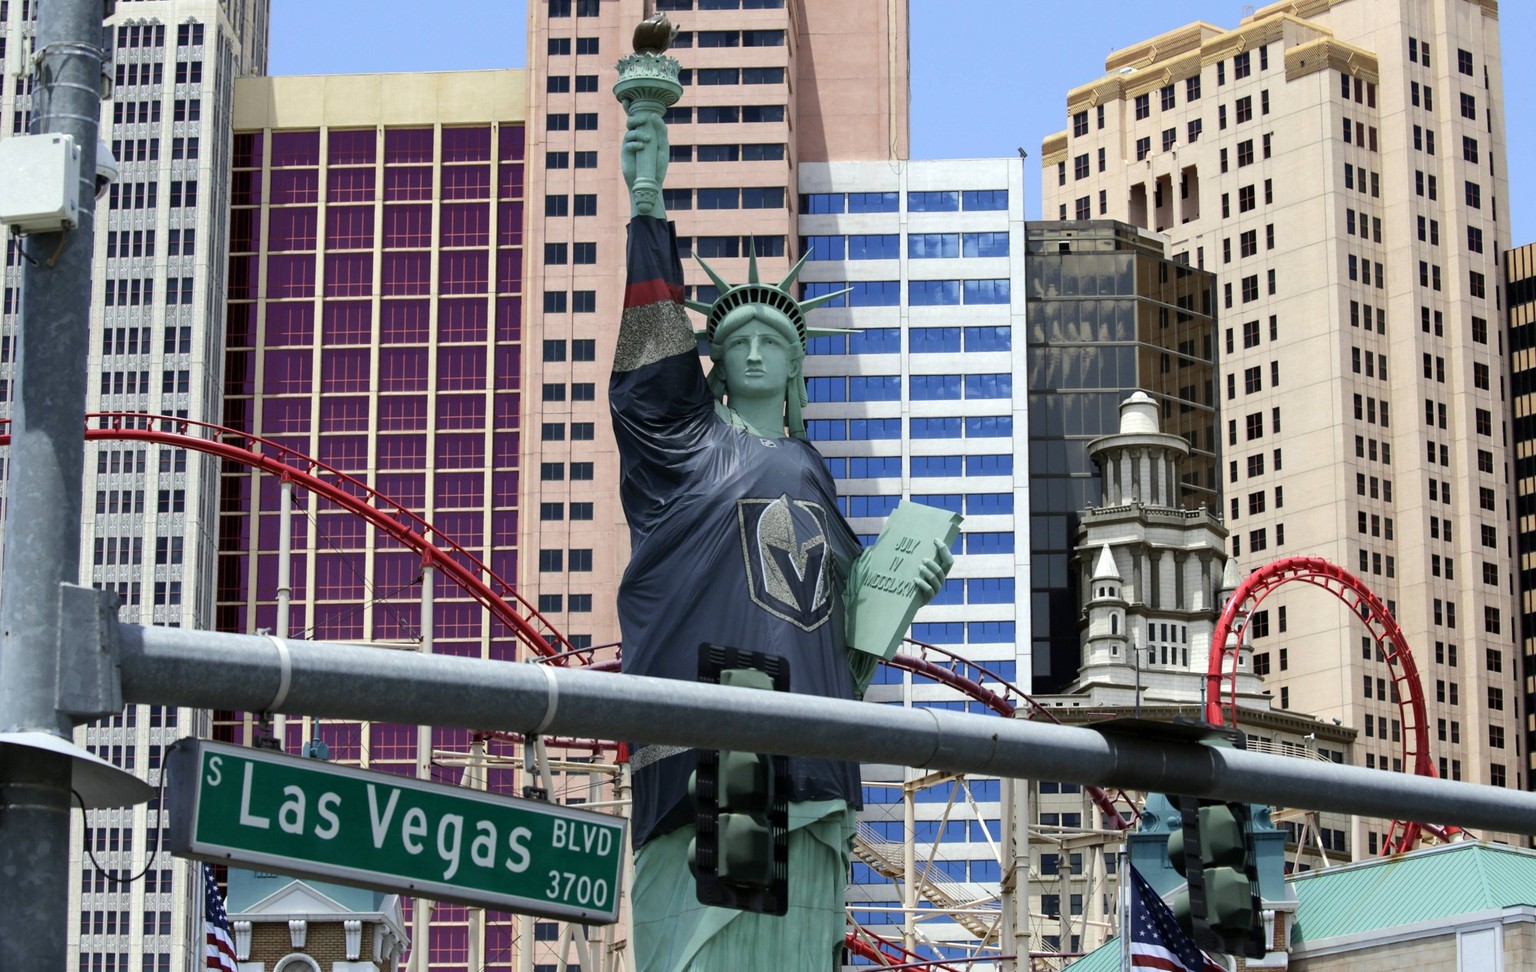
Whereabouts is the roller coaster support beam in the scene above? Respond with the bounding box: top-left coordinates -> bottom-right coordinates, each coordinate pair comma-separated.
119,624 -> 1536,838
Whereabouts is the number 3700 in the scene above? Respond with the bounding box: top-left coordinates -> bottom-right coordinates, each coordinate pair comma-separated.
546,870 -> 609,907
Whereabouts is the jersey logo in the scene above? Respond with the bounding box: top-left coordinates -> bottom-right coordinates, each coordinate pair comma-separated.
737,494 -> 832,631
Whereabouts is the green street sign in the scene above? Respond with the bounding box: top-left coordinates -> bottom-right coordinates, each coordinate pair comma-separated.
165,738 -> 626,923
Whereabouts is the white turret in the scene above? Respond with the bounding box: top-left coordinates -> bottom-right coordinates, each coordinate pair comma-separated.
1086,390 -> 1190,509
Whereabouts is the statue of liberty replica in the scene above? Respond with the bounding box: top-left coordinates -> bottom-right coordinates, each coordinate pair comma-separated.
609,14 -> 953,972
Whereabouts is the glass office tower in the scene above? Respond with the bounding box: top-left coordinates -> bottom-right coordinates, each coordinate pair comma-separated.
1026,221 -> 1217,692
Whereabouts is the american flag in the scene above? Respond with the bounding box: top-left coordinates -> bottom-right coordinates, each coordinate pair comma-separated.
203,863 -> 238,972
1127,865 -> 1225,972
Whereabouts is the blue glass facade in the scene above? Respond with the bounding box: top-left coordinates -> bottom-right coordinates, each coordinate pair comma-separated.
799,160 -> 1027,960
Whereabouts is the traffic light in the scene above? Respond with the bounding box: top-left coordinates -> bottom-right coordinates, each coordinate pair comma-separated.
1166,796 -> 1266,958
688,645 -> 790,915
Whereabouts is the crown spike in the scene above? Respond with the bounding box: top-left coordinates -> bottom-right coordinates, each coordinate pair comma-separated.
746,237 -> 761,285
800,287 -> 852,314
691,252 -> 733,296
778,250 -> 811,292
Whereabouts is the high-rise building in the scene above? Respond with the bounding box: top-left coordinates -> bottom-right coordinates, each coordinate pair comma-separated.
218,69 -> 543,970
522,0 -> 909,658
219,72 -> 528,654
793,157 -> 1027,959
1509,241 -> 1536,782
1024,220 -> 1219,692
1,1 -> 270,969
1042,0 -> 1518,854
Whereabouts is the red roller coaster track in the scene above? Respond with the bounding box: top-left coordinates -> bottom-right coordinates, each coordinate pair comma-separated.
1204,555 -> 1443,854
0,413 -> 575,659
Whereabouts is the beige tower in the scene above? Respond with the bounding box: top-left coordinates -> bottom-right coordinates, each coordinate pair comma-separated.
1043,0 -> 1516,857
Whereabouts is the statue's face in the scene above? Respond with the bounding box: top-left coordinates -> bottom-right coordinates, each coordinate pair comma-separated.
721,318 -> 798,403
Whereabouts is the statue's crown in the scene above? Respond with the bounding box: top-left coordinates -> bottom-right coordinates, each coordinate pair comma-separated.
688,245 -> 851,348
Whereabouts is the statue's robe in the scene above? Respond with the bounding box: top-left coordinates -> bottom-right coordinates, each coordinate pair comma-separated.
610,215 -> 863,971
610,215 -> 863,849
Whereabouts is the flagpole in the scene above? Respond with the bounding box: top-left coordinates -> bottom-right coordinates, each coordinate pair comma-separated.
1120,853 -> 1131,972
200,864 -> 208,967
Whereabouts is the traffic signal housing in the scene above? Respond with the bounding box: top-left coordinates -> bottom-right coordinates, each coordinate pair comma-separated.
1167,796 -> 1266,958
688,645 -> 790,915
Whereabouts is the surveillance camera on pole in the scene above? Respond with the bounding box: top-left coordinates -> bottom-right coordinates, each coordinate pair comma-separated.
94,137 -> 118,200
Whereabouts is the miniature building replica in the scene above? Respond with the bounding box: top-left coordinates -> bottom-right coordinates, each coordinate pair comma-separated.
224,869 -> 407,972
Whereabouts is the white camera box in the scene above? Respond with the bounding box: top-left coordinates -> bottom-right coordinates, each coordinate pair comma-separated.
0,133 -> 82,234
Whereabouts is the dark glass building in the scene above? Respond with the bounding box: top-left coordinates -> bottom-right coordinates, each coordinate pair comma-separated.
1026,220 -> 1219,692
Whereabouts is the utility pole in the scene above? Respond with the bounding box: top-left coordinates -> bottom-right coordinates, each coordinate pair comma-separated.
0,2 -> 137,970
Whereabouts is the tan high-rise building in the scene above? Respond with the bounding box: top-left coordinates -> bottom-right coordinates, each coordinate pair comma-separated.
1043,0 -> 1517,856
522,0 -> 909,659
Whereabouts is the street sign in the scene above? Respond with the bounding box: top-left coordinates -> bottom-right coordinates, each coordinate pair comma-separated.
165,738 -> 626,923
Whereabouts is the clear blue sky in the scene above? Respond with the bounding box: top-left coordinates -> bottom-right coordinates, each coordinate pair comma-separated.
270,0 -> 1535,242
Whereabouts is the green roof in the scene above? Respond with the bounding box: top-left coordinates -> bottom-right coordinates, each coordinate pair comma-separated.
1063,842 -> 1536,969
1061,941 -> 1120,972
1288,841 -> 1536,945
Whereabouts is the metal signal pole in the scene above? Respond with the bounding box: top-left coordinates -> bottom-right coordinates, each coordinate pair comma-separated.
0,1 -> 114,969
